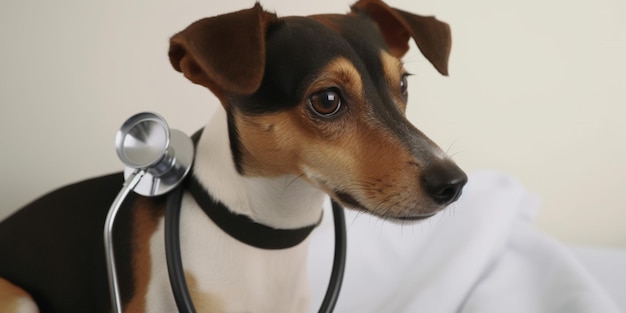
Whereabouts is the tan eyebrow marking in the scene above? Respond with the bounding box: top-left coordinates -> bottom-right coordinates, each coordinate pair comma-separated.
306,57 -> 363,97
380,50 -> 408,110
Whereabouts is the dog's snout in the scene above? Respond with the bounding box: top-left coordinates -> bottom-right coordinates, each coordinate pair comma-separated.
421,161 -> 468,205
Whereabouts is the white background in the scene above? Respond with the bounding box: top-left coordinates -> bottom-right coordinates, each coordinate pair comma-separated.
1,0 -> 624,248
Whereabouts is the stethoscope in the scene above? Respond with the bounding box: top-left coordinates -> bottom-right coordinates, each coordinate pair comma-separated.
104,112 -> 347,313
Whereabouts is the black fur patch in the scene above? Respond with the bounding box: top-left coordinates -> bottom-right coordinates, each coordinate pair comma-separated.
227,109 -> 245,174
231,15 -> 390,115
0,173 -> 163,312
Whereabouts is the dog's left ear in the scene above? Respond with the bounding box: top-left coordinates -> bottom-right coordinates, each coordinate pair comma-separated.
169,4 -> 277,98
351,0 -> 451,75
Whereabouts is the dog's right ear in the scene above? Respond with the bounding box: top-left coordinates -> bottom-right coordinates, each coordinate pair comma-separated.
169,4 -> 277,98
351,0 -> 452,76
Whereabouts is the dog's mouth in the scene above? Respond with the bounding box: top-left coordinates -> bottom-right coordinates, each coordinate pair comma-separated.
395,212 -> 438,221
333,190 -> 441,222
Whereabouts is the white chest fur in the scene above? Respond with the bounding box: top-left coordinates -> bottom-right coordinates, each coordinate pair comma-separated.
144,195 -> 313,313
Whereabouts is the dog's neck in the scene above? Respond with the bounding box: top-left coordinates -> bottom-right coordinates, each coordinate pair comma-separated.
192,107 -> 326,230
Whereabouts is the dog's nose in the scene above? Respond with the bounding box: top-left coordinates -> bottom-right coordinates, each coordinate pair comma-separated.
421,161 -> 468,205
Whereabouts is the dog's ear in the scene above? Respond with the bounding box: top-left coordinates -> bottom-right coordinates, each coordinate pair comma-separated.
351,0 -> 451,75
169,4 -> 277,97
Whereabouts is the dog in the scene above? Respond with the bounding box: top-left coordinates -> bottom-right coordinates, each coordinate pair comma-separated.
0,0 -> 467,312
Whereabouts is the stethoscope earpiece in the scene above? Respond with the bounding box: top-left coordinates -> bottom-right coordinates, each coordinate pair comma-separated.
114,112 -> 194,197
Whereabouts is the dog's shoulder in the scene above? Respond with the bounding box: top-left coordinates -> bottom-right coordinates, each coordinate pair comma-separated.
0,172 -> 163,312
1,172 -> 124,232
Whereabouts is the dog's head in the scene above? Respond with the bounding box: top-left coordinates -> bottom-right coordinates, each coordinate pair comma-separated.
169,0 -> 467,221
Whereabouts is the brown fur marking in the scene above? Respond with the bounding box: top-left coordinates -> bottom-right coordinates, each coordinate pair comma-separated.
0,278 -> 37,313
380,50 -> 408,111
169,4 -> 278,99
303,108 -> 426,216
234,54 -> 436,217
235,57 -> 364,177
292,54 -> 431,217
125,198 -> 165,313
185,272 -> 225,313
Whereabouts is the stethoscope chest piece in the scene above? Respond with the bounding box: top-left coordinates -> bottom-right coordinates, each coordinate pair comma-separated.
115,112 -> 194,196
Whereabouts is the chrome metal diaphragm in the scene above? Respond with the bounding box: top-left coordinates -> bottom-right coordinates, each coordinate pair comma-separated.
115,112 -> 193,196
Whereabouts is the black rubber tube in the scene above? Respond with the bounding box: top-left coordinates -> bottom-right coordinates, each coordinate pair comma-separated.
165,186 -> 347,313
318,200 -> 347,313
165,185 -> 197,313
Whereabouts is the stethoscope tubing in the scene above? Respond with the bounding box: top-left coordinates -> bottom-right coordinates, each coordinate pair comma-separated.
318,199 -> 347,313
163,184 -> 347,313
105,170 -> 347,313
104,169 -> 145,313
165,183 -> 197,312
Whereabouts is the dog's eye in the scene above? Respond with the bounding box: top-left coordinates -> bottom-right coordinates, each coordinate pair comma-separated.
400,73 -> 409,97
309,89 -> 342,117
